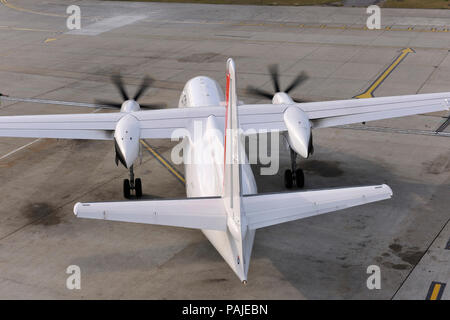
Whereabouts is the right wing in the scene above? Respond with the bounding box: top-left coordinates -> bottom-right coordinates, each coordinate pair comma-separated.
74,196 -> 227,231
136,92 -> 450,138
244,184 -> 393,230
233,92 -> 450,132
306,92 -> 450,128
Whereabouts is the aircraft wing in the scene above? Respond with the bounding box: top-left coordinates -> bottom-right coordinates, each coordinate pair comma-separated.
306,92 -> 450,128
238,92 -> 450,131
243,184 -> 392,230
0,113 -> 121,140
0,92 -> 448,141
74,196 -> 227,231
135,92 -> 450,138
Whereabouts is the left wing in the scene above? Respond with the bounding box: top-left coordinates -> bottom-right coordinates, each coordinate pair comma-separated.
0,113 -> 121,140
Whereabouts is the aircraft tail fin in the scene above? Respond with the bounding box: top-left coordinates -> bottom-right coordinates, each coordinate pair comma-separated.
222,58 -> 242,222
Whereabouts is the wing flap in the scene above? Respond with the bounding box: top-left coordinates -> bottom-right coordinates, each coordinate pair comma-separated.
244,184 -> 392,230
74,197 -> 227,231
312,103 -> 447,128
301,92 -> 450,117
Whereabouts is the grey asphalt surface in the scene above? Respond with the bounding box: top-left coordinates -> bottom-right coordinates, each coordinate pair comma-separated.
0,1 -> 448,299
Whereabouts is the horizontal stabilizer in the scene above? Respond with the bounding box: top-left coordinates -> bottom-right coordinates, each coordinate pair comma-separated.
243,184 -> 392,229
74,197 -> 227,231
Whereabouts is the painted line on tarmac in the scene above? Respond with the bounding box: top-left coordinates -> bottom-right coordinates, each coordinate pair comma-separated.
148,19 -> 450,33
67,15 -> 146,36
426,282 -> 446,300
0,25 -> 56,33
140,139 -> 185,185
0,138 -> 41,161
0,0 -> 66,18
354,48 -> 415,99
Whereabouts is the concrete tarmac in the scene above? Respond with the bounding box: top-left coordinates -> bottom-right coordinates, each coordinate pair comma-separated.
0,1 -> 448,299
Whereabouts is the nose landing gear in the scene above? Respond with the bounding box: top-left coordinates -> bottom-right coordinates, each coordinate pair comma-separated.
284,148 -> 305,189
123,165 -> 143,199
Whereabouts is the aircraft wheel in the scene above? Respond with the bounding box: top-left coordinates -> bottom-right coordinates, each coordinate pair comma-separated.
284,169 -> 293,189
135,178 -> 142,198
295,169 -> 305,188
123,179 -> 131,199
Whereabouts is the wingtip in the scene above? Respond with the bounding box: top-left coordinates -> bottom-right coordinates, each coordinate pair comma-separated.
381,184 -> 393,197
73,202 -> 81,216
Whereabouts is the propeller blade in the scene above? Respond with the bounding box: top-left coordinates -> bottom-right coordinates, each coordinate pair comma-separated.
268,64 -> 281,93
292,97 -> 309,103
111,73 -> 129,101
94,99 -> 122,109
139,102 -> 167,109
133,76 -> 154,101
246,86 -> 274,100
284,72 -> 308,94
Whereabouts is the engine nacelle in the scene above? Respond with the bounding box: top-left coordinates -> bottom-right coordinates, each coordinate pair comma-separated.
283,106 -> 312,159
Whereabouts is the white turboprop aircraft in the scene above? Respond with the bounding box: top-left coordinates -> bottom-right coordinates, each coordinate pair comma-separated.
0,58 -> 449,282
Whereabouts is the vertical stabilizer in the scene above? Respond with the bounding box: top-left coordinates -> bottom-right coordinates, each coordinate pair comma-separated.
222,58 -> 242,225
218,59 -> 252,283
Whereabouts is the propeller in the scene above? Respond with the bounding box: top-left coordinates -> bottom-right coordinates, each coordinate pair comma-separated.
246,64 -> 309,103
95,73 -> 166,110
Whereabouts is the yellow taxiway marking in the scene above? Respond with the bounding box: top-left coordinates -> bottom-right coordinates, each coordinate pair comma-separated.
142,19 -> 449,33
140,139 -> 185,185
44,38 -> 57,43
0,0 -> 66,17
0,25 -> 55,32
430,284 -> 441,300
427,281 -> 446,300
354,48 -> 415,99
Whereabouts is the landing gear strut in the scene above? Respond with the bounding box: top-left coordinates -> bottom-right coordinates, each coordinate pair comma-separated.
284,148 -> 304,189
123,165 -> 142,199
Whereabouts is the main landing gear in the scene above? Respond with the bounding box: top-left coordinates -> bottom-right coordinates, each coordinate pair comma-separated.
123,165 -> 142,199
284,148 -> 304,189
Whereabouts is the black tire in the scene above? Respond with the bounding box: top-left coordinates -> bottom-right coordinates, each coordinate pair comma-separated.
135,178 -> 142,198
295,169 -> 305,188
123,179 -> 131,199
284,169 -> 293,189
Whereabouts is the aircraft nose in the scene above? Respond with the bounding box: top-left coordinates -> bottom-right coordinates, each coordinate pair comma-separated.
114,115 -> 140,168
115,133 -> 139,168
123,143 -> 138,168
